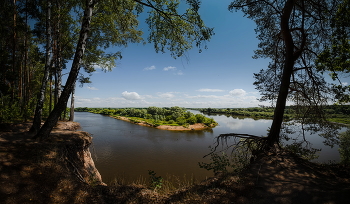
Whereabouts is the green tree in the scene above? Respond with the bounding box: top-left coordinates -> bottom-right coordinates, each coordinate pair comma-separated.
30,0 -> 53,133
35,0 -> 213,139
229,0 -> 341,149
0,0 -> 45,123
187,116 -> 197,124
316,0 -> 350,103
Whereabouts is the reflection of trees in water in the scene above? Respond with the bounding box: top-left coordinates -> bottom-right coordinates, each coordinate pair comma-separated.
280,120 -> 343,160
339,129 -> 350,165
199,133 -> 265,174
202,119 -> 345,172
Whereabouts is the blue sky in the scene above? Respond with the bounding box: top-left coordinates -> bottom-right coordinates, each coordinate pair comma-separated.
74,1 -> 273,108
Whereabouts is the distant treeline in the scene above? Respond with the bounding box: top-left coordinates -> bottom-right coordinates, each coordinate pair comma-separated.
191,105 -> 350,124
75,106 -> 217,127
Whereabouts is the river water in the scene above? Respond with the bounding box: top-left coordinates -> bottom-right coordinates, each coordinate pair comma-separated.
74,111 -> 344,184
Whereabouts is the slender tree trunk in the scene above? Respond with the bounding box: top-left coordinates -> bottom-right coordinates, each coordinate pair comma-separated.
69,83 -> 75,121
30,0 -> 52,133
54,2 -> 62,114
49,74 -> 52,113
266,0 -> 296,148
23,0 -> 29,122
12,0 -> 17,100
34,0 -> 96,139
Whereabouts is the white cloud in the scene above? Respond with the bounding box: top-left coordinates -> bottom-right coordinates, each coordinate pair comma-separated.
229,89 -> 247,97
144,65 -> 156,71
158,92 -> 175,99
197,89 -> 225,92
175,70 -> 183,75
87,86 -> 98,90
143,95 -> 154,99
122,91 -> 142,100
185,94 -> 224,99
342,82 -> 348,86
163,66 -> 176,71
75,95 -> 270,108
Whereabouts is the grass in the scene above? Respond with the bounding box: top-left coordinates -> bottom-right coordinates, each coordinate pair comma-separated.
328,115 -> 350,125
110,173 -> 201,195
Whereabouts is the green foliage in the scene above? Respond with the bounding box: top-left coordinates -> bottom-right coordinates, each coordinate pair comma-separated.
0,96 -> 22,123
195,105 -> 350,125
339,129 -> 350,165
148,170 -> 163,191
76,106 -> 218,128
145,0 -> 214,58
316,0 -> 350,103
187,116 -> 197,124
0,0 -> 213,127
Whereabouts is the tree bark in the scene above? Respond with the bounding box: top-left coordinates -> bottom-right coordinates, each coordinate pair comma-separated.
266,0 -> 296,148
69,82 -> 75,121
30,0 -> 52,133
34,0 -> 96,140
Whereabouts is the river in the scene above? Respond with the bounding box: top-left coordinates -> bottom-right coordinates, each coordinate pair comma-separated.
74,111 -> 344,184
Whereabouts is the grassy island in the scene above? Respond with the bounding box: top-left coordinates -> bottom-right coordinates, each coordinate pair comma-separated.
75,106 -> 218,130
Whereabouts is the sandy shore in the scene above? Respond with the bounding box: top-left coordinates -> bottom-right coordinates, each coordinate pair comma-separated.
111,116 -> 213,131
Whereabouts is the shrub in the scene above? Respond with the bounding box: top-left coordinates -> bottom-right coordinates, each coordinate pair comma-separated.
187,116 -> 197,124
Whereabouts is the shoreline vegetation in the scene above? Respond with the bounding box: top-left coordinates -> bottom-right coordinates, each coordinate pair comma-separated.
74,106 -> 218,131
191,105 -> 350,125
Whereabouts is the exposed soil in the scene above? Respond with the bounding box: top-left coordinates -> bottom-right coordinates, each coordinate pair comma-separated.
1,122 -> 350,204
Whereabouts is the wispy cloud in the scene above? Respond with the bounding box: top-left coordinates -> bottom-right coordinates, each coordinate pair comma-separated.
87,86 -> 98,90
342,82 -> 348,86
175,70 -> 183,75
122,91 -> 142,100
197,88 -> 225,92
163,66 -> 176,71
185,94 -> 223,99
144,65 -> 156,71
158,92 -> 175,99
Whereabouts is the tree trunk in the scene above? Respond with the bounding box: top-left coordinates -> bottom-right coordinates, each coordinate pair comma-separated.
69,82 -> 75,121
54,2 -> 62,118
34,0 -> 96,140
23,0 -> 29,122
12,0 -> 17,100
266,0 -> 296,148
30,0 -> 52,133
49,74 -> 52,113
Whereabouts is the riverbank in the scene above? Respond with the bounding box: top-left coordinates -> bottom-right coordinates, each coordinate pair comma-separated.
0,122 -> 105,203
112,116 -> 214,131
1,122 -> 350,203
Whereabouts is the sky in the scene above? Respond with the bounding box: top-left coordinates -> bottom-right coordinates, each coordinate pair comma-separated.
72,0 -> 348,109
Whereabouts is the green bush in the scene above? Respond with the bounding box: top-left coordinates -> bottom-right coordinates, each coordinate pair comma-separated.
187,116 -> 198,124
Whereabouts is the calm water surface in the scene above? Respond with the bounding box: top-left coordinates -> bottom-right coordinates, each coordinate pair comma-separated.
74,111 -> 343,184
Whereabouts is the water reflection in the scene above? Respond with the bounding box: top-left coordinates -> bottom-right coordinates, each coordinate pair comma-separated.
75,111 -> 346,184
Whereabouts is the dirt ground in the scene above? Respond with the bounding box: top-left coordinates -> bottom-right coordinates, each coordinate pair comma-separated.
1,122 -> 350,204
